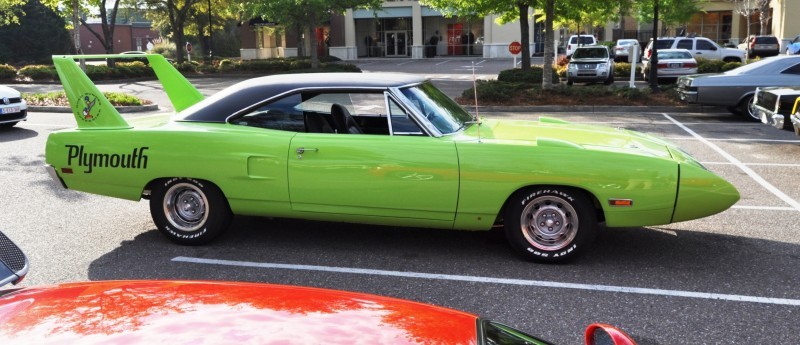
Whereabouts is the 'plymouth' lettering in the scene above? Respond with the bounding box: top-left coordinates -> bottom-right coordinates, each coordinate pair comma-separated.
66,145 -> 149,173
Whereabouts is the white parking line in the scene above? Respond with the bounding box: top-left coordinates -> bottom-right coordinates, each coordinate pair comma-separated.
732,205 -> 797,211
172,256 -> 800,307
475,60 -> 486,65
397,60 -> 414,66
435,60 -> 450,65
703,162 -> 800,168
665,137 -> 800,143
663,113 -> 800,212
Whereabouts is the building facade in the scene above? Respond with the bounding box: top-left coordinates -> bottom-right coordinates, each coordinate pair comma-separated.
79,22 -> 160,54
241,0 -> 799,60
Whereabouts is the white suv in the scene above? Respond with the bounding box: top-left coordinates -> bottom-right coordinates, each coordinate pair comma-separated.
643,36 -> 745,62
565,35 -> 597,58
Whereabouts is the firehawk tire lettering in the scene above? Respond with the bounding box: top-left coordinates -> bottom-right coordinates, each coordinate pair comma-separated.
505,187 -> 597,263
150,178 -> 232,245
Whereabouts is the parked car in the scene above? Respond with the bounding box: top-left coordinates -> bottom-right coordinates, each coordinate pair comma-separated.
641,49 -> 698,81
0,230 -> 638,345
737,35 -> 780,57
753,86 -> 800,130
44,54 -> 739,263
676,55 -> 800,121
565,34 -> 597,58
613,39 -> 641,62
786,34 -> 800,55
644,36 -> 745,62
566,46 -> 615,85
0,85 -> 27,129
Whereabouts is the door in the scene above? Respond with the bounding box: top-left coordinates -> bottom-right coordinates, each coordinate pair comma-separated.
695,38 -> 720,59
385,31 -> 407,57
288,134 -> 459,220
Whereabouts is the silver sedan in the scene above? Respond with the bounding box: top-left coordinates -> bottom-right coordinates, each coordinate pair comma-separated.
676,55 -> 800,121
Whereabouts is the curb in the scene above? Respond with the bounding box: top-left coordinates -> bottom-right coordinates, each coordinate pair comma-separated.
29,104 -> 159,113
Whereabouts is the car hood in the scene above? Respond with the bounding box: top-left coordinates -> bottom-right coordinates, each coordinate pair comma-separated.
0,280 -> 478,344
569,58 -> 609,63
0,85 -> 21,97
460,118 -> 673,159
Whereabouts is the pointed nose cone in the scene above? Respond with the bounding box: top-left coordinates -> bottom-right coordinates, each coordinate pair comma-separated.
672,164 -> 740,222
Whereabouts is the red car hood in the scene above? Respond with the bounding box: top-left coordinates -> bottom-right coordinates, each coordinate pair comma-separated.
0,280 -> 478,344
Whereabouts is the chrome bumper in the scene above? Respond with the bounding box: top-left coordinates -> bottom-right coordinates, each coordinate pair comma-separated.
792,113 -> 800,137
44,164 -> 67,189
755,105 -> 785,130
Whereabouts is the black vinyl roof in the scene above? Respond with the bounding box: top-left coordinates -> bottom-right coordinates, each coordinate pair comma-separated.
178,73 -> 426,122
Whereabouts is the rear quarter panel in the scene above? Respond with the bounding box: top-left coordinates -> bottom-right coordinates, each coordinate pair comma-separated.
45,122 -> 295,214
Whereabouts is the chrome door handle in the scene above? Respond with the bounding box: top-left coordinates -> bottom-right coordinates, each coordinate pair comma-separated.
296,147 -> 319,154
296,147 -> 319,159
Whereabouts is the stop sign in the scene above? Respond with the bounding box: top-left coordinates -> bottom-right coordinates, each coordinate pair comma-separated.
508,41 -> 522,55
186,42 -> 193,53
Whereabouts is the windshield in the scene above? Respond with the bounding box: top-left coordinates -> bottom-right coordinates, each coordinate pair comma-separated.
573,48 -> 608,59
399,81 -> 473,135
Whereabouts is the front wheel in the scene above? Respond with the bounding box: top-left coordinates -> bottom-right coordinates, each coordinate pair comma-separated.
504,187 -> 598,263
150,177 -> 232,245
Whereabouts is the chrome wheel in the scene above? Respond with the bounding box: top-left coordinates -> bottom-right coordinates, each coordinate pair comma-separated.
163,183 -> 209,232
519,195 -> 578,251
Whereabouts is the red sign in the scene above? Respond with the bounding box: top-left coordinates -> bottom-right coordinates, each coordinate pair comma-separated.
508,41 -> 522,55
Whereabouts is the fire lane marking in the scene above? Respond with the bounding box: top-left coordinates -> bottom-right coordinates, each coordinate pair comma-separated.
662,113 -> 800,212
172,256 -> 800,307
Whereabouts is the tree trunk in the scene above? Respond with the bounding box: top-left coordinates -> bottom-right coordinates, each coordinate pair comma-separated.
517,2 -> 531,72
309,12 -> 319,68
757,0 -> 770,35
71,0 -> 86,70
542,0 -> 554,89
649,0 -> 659,92
296,23 -> 305,57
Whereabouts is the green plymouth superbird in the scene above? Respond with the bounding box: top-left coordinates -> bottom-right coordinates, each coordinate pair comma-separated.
44,54 -> 739,263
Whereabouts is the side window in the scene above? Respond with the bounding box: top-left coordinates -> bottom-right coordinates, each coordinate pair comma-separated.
781,63 -> 800,75
230,93 -> 305,132
696,39 -> 715,50
388,98 -> 424,136
676,39 -> 693,50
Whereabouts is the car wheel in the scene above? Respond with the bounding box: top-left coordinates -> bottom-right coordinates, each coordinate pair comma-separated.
150,177 -> 232,245
738,94 -> 759,121
504,186 -> 598,263
0,122 -> 18,128
723,57 -> 741,63
566,79 -> 573,86
604,74 -> 614,85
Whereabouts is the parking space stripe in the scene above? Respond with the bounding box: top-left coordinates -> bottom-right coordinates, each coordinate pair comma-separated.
172,256 -> 800,306
663,113 -> 800,212
703,162 -> 800,167
732,205 -> 797,211
435,60 -> 450,65
666,137 -> 800,143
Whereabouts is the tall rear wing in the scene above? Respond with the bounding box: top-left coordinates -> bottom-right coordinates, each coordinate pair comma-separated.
51,54 -> 204,130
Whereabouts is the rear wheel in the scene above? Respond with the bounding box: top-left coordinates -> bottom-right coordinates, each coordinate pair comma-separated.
723,57 -> 741,63
504,187 -> 598,263
150,177 -> 232,245
566,79 -> 573,86
738,94 -> 758,121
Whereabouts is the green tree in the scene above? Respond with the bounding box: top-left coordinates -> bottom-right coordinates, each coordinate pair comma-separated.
81,0 -> 124,66
0,0 -> 73,63
635,0 -> 701,33
138,0 -> 204,63
240,0 -> 382,68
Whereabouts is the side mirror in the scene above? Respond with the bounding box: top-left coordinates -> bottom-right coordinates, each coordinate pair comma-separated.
0,231 -> 29,287
585,323 -> 637,345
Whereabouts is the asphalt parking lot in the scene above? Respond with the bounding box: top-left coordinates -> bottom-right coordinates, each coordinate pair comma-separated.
3,104 -> 800,343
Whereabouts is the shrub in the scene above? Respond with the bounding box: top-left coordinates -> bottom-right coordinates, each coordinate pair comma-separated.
104,92 -> 143,106
18,65 -> 57,81
721,61 -> 742,72
696,58 -> 726,73
85,65 -> 112,80
612,86 -> 652,100
151,39 -> 177,59
175,62 -> 197,73
0,64 -> 16,80
556,65 -> 567,79
614,62 -> 632,77
461,80 -> 519,102
556,55 -> 569,66
599,41 -> 615,49
218,58 -> 237,71
497,66 -> 560,84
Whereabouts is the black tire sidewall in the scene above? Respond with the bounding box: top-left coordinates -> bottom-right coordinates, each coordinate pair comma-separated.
505,187 -> 597,263
150,177 -> 232,245
740,95 -> 758,121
